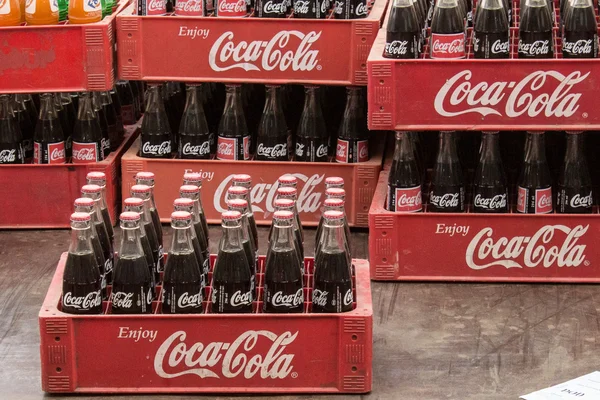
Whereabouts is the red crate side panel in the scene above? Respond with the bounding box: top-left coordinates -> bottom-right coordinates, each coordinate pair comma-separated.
117,14 -> 141,80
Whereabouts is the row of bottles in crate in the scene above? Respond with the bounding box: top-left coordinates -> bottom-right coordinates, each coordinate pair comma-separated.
387,130 -> 595,214
140,83 -> 371,163
62,170 -> 354,314
0,0 -> 117,26
0,81 -> 143,165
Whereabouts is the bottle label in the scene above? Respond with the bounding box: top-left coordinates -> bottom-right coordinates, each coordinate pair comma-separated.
175,0 -> 203,15
295,137 -> 328,162
257,0 -> 286,17
517,186 -> 553,214
429,187 -> 465,212
84,0 -> 101,12
518,32 -> 553,58
557,188 -> 593,213
143,0 -> 167,15
121,104 -> 136,125
212,283 -> 253,312
384,33 -> 420,59
163,284 -> 203,313
72,141 -> 100,163
216,0 -> 246,16
430,33 -> 466,59
353,0 -> 367,18
217,136 -> 236,160
333,0 -> 348,18
256,141 -> 287,160
0,0 -> 11,14
312,285 -> 353,313
111,285 -> 153,313
26,0 -> 35,14
388,185 -> 422,213
293,0 -> 326,18
34,141 -> 66,164
62,290 -> 102,312
473,32 -> 509,59
563,32 -> 598,59
265,286 -> 304,311
51,0 -> 58,12
141,139 -> 171,157
179,137 -> 211,158
472,192 -> 508,212
0,143 -> 23,164
335,138 -> 368,163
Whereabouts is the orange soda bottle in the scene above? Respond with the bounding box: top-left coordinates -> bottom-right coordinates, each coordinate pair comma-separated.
0,0 -> 22,26
25,0 -> 59,25
68,0 -> 101,23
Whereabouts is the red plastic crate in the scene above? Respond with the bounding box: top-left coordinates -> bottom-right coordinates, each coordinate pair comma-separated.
0,1 -> 129,94
120,137 -> 384,227
39,254 -> 372,394
0,125 -> 139,229
369,166 -> 600,283
116,0 -> 388,86
368,1 -> 600,131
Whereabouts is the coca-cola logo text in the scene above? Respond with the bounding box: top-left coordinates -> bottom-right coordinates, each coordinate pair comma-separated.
177,292 -> 203,309
491,39 -> 509,54
355,1 -> 367,16
0,149 -> 16,163
563,38 -> 594,55
50,145 -> 66,163
343,288 -> 353,306
570,192 -> 593,208
473,193 -> 507,210
431,33 -> 465,59
142,141 -> 171,156
154,330 -> 298,379
312,289 -> 328,307
393,186 -> 422,212
429,192 -> 459,208
271,288 -> 303,308
148,0 -> 166,12
293,0 -> 308,13
434,70 -> 589,118
63,291 -> 102,310
518,39 -> 550,56
217,141 -> 234,156
209,31 -> 321,72
182,141 -> 210,156
466,225 -> 588,270
112,292 -> 134,309
175,0 -> 203,13
257,143 -> 287,158
386,40 -> 410,56
261,0 -> 286,13
230,290 -> 252,307
218,0 -> 246,13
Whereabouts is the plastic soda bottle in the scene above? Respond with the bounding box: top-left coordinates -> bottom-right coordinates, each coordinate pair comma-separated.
69,0 -> 101,24
0,0 -> 22,26
25,0 -> 59,25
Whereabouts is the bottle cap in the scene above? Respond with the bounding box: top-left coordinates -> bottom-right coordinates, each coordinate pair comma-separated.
323,210 -> 344,220
222,210 -> 242,220
274,198 -> 294,208
180,185 -> 199,194
120,211 -> 141,221
171,211 -> 192,221
277,187 -> 297,197
325,177 -> 344,186
274,210 -> 294,220
232,174 -> 252,183
86,171 -> 106,181
228,198 -> 248,209
136,171 -> 155,180
326,188 -> 345,198
123,197 -> 144,207
81,184 -> 102,194
227,186 -> 249,195
71,212 -> 91,222
183,172 -> 202,182
173,198 -> 194,207
278,175 -> 297,185
131,184 -> 151,194
324,198 -> 344,207
74,197 -> 95,207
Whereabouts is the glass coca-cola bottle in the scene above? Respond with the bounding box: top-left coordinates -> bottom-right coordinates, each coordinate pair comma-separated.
81,184 -> 114,284
179,185 -> 210,272
131,184 -> 164,280
295,85 -> 329,162
135,171 -> 163,249
53,93 -> 73,159
178,84 -> 211,160
563,0 -> 598,58
264,210 -> 304,313
473,0 -> 510,59
211,211 -> 253,314
108,88 -> 125,138
336,87 -> 370,163
182,172 -> 210,244
227,198 -> 257,294
91,92 -> 111,159
227,185 -> 259,253
387,131 -> 422,212
72,92 -> 103,164
140,85 -> 172,158
86,171 -> 114,243
123,197 -> 157,297
99,91 -> 122,150
255,85 -> 289,161
33,93 -> 66,164
217,84 -> 250,161
116,81 -> 136,125
384,0 -> 421,59
313,210 -> 353,313
519,0 -> 554,58
17,94 -> 38,131
269,198 -> 304,268
557,131 -> 593,213
111,212 -> 154,314
325,176 -> 345,189
473,131 -> 509,213
163,211 -> 204,314
517,131 -> 553,213
0,95 -> 24,165
174,198 -> 209,276
62,212 -> 103,315
13,94 -> 34,160
430,0 -> 466,59
315,198 -> 351,253
429,131 -> 465,212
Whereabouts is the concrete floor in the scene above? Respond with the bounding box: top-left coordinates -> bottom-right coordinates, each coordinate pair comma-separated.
1,226 -> 599,400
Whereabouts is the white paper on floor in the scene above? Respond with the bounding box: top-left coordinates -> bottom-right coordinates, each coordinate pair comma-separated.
521,371 -> 600,400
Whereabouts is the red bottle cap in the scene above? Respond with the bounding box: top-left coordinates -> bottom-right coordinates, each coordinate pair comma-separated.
222,210 -> 242,220
227,186 -> 248,195
123,197 -> 144,207
274,210 -> 294,220
71,212 -> 91,222
278,175 -> 297,185
324,198 -> 344,207
232,174 -> 252,183
277,187 -> 297,196
86,171 -> 106,181
173,198 -> 194,207
131,184 -> 151,194
183,172 -> 202,182
323,210 -> 344,220
120,211 -> 141,221
74,197 -> 95,207
81,184 -> 102,194
274,198 -> 294,207
171,211 -> 192,221
180,185 -> 199,194
325,177 -> 344,186
228,198 -> 248,209
136,172 -> 155,180
326,188 -> 345,198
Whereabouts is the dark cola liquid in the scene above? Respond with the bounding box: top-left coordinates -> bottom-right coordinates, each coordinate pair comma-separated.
473,31 -> 510,59
100,207 -> 114,244
563,4 -> 598,59
190,234 -> 207,280
140,233 -> 157,296
472,185 -> 509,213
111,256 -> 153,314
0,142 -> 24,164
103,102 -> 119,151
143,220 -> 162,281
255,135 -> 288,161
149,207 -> 163,247
193,221 -> 210,274
62,252 -> 103,315
163,253 -> 204,314
384,5 -> 420,59
95,221 -> 114,284
294,0 -> 328,18
264,250 -> 304,313
95,107 -> 111,159
178,132 -> 211,159
313,251 -> 353,313
519,4 -> 554,58
15,109 -> 34,159
248,214 -> 259,251
557,186 -> 593,213
295,137 -> 329,162
211,250 -> 253,313
89,233 -> 107,298
56,106 -> 72,158
241,239 -> 257,292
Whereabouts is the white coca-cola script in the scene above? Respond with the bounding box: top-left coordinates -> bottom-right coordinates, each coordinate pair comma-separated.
154,330 -> 298,379
112,292 -> 134,309
431,38 -> 465,55
312,289 -> 328,307
217,141 -> 234,156
63,291 -> 102,309
343,288 -> 353,306
563,39 -> 594,55
0,149 -> 16,163
491,39 -> 509,54
257,143 -> 287,158
142,141 -> 171,156
473,193 -> 507,210
218,0 -> 246,13
386,40 -> 410,56
148,0 -> 166,12
355,1 -> 367,16
271,288 -> 303,308
434,70 -> 590,118
50,146 -> 65,162
230,290 -> 252,307
315,144 -> 328,158
518,39 -> 550,56
429,193 -> 459,208
262,0 -> 286,13
72,147 -> 97,161
537,193 -> 553,209
182,141 -> 210,156
465,225 -> 588,270
177,292 -> 203,309
293,0 -> 309,13
570,192 -> 593,208
208,31 -> 321,72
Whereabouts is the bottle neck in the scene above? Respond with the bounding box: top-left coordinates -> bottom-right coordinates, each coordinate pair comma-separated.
396,131 -> 415,161
170,224 -> 195,255
437,131 -> 458,163
320,220 -> 346,253
147,85 -> 165,113
119,224 -> 145,258
68,223 -> 94,255
184,85 -> 201,111
270,220 -> 295,252
263,86 -> 283,114
180,193 -> 201,222
39,94 -> 57,120
123,206 -> 147,236
565,133 -> 583,162
525,132 -> 547,163
77,92 -> 96,121
479,132 -> 501,163
220,221 -> 244,252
